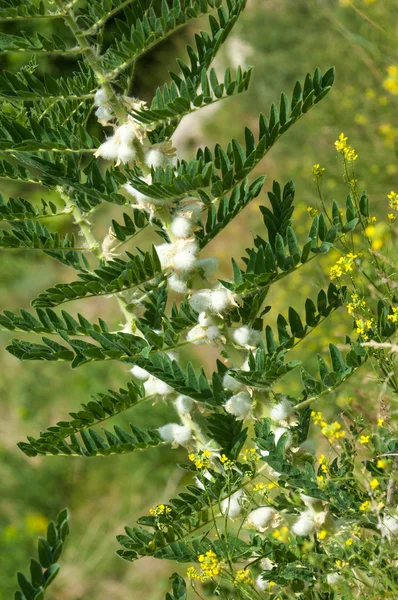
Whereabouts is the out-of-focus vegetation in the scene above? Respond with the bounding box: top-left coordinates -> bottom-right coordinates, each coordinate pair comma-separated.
0,1 -> 396,598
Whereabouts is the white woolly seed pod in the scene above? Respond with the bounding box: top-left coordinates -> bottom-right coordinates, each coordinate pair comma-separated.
130,365 -> 150,381
115,121 -> 137,145
246,507 -> 276,531
95,137 -> 119,160
170,216 -> 193,239
158,423 -> 192,447
117,144 -> 137,164
195,257 -> 218,278
198,312 -> 212,327
123,184 -> 155,208
224,391 -> 252,420
189,291 -> 213,313
175,395 -> 194,415
172,241 -> 198,272
95,106 -> 113,124
145,148 -> 165,169
221,490 -> 244,519
232,325 -> 261,347
155,243 -> 174,270
210,288 -> 235,313
292,511 -> 316,537
222,372 -> 242,392
94,87 -> 108,106
186,325 -> 207,344
300,494 -> 324,511
270,398 -> 295,422
206,325 -> 222,341
255,575 -> 268,592
144,376 -> 173,396
168,273 -> 188,294
261,558 -> 274,571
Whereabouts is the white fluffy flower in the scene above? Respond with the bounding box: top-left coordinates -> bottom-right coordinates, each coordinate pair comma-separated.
195,257 -> 218,278
117,144 -> 137,164
224,391 -> 252,419
168,273 -> 188,293
170,216 -> 193,239
95,137 -> 119,160
292,511 -> 316,537
130,365 -> 150,381
158,423 -> 192,447
95,105 -> 113,124
94,87 -> 108,106
144,376 -> 173,396
270,398 -> 295,422
206,325 -> 222,341
222,372 -> 242,392
261,558 -> 274,571
221,490 -> 244,519
256,575 -> 268,592
175,395 -> 194,415
198,312 -> 212,327
156,240 -> 198,273
115,122 -> 137,145
189,288 -> 235,314
326,573 -> 342,586
232,326 -> 261,347
246,507 -> 276,531
186,325 -> 207,344
379,511 -> 398,539
179,198 -> 203,221
145,148 -> 165,169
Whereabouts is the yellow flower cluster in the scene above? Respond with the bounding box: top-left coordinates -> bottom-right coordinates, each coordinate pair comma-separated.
241,447 -> 260,463
312,412 -> 346,443
253,481 -> 277,494
330,253 -> 358,279
387,307 -> 398,323
318,529 -> 328,540
312,163 -> 325,180
359,500 -> 371,512
188,449 -> 211,470
219,453 -> 235,470
272,526 -> 289,543
335,133 -> 358,161
187,550 -> 223,582
377,418 -> 384,427
307,206 -> 319,218
388,191 -> 398,210
370,478 -> 379,490
234,569 -> 253,585
360,435 -> 370,444
149,504 -> 171,516
383,66 -> 398,96
388,213 -> 397,223
355,318 -> 374,340
346,293 -> 366,316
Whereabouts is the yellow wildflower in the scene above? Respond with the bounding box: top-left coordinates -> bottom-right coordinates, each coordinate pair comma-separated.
318,529 -> 328,540
321,421 -> 346,443
345,538 -> 353,546
149,504 -> 172,516
312,164 -> 325,180
377,418 -> 384,427
234,569 -> 253,585
383,65 -> 398,96
388,213 -> 397,223
359,500 -> 371,512
377,459 -> 386,469
388,191 -> 398,210
387,307 -> 398,323
253,482 -> 266,493
272,526 -> 289,543
307,206 -> 319,218
241,447 -> 260,463
360,435 -> 370,444
370,478 -> 379,490
335,133 -> 358,161
330,253 -> 358,280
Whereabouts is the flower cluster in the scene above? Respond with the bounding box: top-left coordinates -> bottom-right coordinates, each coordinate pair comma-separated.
330,252 -> 358,279
311,411 -> 346,443
149,504 -> 171,516
335,133 -> 358,161
312,163 -> 325,179
187,550 -> 223,582
354,317 -> 374,340
387,307 -> 398,323
233,569 -> 253,585
188,449 -> 212,470
346,293 -> 366,316
383,65 -> 398,96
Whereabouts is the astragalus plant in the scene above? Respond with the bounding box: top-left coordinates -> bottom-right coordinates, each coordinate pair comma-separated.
0,1 -> 397,599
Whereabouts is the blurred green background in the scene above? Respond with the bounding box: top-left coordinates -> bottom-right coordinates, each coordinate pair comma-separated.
0,1 -> 397,598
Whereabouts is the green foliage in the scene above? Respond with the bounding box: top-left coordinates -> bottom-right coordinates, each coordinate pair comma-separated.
14,508 -> 70,600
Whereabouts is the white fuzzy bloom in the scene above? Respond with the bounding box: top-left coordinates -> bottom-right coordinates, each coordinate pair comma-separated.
261,558 -> 274,571
115,122 -> 136,145
222,372 -> 242,392
206,325 -> 222,341
168,273 -> 188,293
145,148 -> 165,169
117,144 -> 137,164
273,426 -> 292,447
180,199 -> 203,221
175,395 -> 194,415
210,288 -> 235,313
130,365 -> 150,381
198,312 -> 212,327
189,291 -> 213,313
95,137 -> 119,160
221,490 -> 244,519
327,573 -> 342,586
379,512 -> 398,539
246,507 -> 276,531
224,391 -> 252,419
156,240 -> 198,273
158,423 -> 192,447
292,511 -> 316,537
270,398 -> 295,422
300,494 -> 323,510
232,326 -> 261,347
95,105 -> 113,124
171,216 -> 193,239
195,257 -> 218,278
94,87 -> 108,106
144,376 -> 173,396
